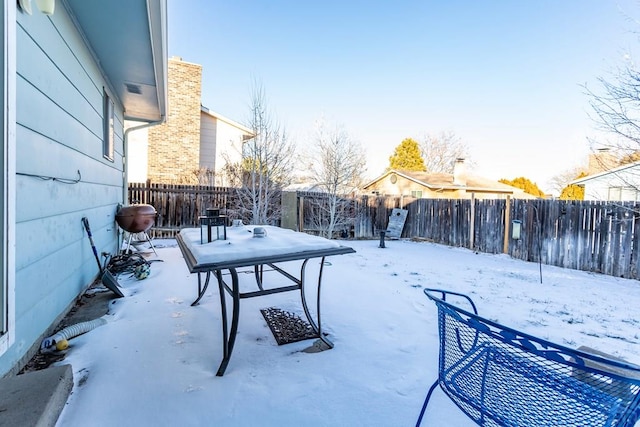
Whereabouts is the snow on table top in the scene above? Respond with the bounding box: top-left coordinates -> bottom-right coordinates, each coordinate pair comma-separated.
179,225 -> 348,267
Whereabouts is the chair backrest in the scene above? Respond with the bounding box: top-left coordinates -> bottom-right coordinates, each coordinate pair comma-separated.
425,289 -> 640,427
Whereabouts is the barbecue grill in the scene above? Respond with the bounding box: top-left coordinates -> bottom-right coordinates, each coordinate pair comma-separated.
115,204 -> 157,255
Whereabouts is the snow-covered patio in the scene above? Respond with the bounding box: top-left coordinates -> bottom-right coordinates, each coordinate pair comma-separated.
55,237 -> 640,426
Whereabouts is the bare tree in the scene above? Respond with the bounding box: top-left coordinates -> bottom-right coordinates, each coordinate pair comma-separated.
586,66 -> 640,158
585,64 -> 640,197
304,119 -> 367,239
224,82 -> 295,224
419,131 -> 470,173
549,165 -> 587,196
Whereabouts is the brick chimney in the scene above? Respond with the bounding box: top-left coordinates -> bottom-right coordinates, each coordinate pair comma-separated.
147,57 -> 202,183
453,158 -> 467,186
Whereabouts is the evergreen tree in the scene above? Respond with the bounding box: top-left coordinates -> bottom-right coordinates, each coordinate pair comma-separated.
388,138 -> 426,171
559,172 -> 586,200
499,177 -> 545,198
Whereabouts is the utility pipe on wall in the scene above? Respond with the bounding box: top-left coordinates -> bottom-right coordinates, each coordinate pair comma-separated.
123,119 -> 164,205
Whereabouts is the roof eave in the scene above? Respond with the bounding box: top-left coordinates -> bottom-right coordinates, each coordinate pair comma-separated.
200,106 -> 254,136
570,161 -> 640,185
63,0 -> 168,123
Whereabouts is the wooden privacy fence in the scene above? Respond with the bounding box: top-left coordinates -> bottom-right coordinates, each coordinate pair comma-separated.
128,181 -> 231,237
509,199 -> 640,279
127,182 -> 640,279
349,196 -> 640,279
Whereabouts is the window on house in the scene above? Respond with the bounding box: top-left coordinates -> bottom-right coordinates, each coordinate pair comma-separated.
608,187 -> 622,201
411,190 -> 423,198
621,187 -> 640,201
608,186 -> 640,201
103,90 -> 114,161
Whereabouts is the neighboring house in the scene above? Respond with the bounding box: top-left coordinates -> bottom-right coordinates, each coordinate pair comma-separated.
363,160 -> 536,200
128,57 -> 254,185
283,182 -> 358,196
1,0 -> 167,377
570,161 -> 640,201
200,106 -> 254,185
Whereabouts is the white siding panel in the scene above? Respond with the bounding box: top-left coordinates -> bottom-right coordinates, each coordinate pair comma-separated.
200,114 -> 216,169
216,121 -> 244,171
126,125 -> 149,183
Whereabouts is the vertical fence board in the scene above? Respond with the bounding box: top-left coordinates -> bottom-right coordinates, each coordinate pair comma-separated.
631,208 -> 640,278
620,203 -> 633,278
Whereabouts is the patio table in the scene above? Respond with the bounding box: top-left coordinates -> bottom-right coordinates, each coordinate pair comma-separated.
176,225 -> 355,376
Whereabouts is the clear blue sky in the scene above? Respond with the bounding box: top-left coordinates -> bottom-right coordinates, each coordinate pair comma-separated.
168,0 -> 640,193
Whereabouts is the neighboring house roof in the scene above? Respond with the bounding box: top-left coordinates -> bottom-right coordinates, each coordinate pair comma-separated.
363,169 -> 534,196
65,0 -> 168,122
200,106 -> 255,138
283,182 -> 358,194
283,183 -> 324,192
570,160 -> 640,185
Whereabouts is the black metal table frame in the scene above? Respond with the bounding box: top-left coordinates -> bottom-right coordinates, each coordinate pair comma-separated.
176,232 -> 355,376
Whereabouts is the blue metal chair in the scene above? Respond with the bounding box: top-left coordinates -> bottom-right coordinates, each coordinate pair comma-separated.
416,288 -> 640,427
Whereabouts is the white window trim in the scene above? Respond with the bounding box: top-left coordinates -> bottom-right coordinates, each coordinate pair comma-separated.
103,89 -> 114,161
0,0 -> 17,355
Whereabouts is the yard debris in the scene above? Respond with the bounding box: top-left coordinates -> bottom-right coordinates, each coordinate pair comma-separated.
105,252 -> 161,280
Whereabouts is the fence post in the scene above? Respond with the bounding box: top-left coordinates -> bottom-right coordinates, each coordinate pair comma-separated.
503,195 -> 511,254
469,193 -> 475,250
298,195 -> 304,232
280,191 -> 298,231
145,179 -> 151,205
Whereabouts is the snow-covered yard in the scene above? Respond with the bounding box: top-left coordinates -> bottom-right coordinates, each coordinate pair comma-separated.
55,237 -> 640,426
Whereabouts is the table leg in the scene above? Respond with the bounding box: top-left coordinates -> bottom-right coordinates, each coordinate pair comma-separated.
300,257 -> 333,349
191,271 -> 211,306
216,268 -> 240,376
254,264 -> 264,291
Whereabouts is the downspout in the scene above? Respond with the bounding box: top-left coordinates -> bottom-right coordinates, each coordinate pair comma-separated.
123,119 -> 164,205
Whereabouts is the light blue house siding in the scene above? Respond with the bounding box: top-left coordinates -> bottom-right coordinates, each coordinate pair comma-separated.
0,7 -> 124,375
0,0 -> 167,377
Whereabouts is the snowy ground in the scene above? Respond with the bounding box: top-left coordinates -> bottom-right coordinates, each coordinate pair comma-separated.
55,236 -> 640,426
